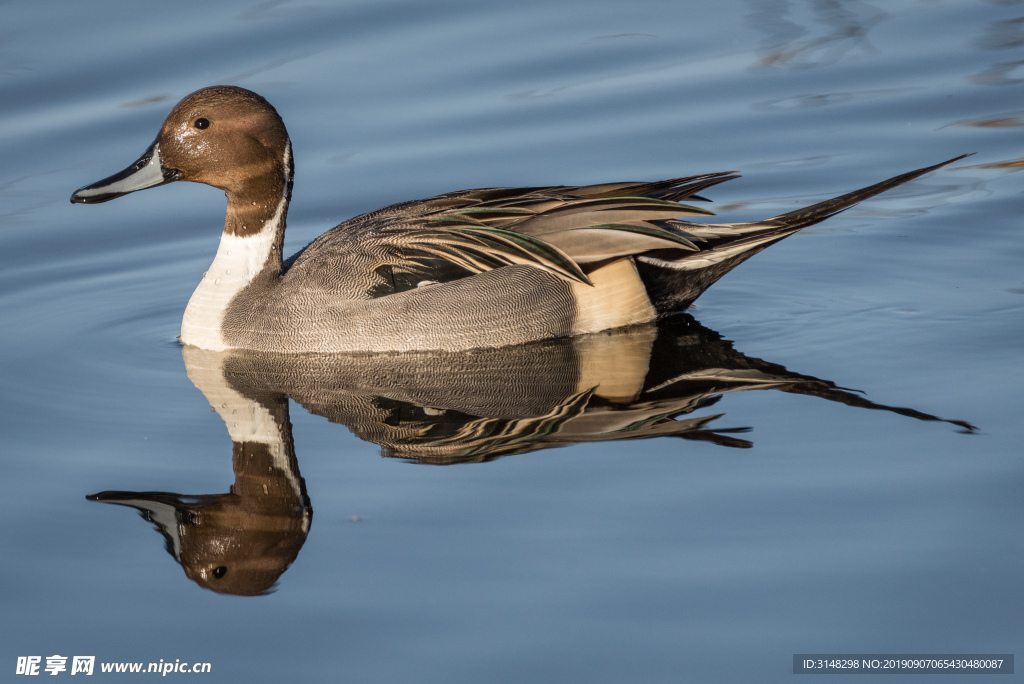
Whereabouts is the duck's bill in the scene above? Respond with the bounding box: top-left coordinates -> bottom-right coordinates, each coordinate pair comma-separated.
70,142 -> 179,204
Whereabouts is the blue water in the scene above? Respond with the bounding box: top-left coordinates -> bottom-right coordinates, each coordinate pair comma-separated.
1,0 -> 1022,681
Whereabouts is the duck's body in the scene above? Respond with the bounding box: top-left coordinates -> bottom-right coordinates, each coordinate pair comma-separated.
72,86 -> 965,353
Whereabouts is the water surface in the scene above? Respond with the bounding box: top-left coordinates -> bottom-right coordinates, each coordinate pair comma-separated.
1,0 -> 1021,682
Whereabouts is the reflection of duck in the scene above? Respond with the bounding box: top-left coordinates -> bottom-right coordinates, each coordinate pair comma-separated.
206,316 -> 972,463
89,317 -> 972,594
72,85 -> 966,353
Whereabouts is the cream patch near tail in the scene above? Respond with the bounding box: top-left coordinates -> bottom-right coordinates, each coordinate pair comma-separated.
570,258 -> 656,335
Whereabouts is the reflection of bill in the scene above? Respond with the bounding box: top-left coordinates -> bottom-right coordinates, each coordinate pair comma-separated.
89,316 -> 973,594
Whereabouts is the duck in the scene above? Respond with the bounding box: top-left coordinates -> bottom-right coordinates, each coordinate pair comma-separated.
71,86 -> 966,353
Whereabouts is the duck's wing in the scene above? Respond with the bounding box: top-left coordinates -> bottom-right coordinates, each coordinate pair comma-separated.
285,172 -> 741,298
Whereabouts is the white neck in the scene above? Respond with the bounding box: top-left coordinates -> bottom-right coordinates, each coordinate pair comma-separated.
180,199 -> 285,350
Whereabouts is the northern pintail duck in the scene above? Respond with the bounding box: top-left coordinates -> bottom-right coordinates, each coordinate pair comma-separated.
71,86 -> 965,353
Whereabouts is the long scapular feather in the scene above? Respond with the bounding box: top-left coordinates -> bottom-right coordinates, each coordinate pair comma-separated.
562,171 -> 740,201
521,195 -> 715,217
496,196 -> 715,242
538,223 -> 700,265
406,224 -> 591,285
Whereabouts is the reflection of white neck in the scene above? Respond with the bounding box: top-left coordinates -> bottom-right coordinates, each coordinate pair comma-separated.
181,348 -> 305,517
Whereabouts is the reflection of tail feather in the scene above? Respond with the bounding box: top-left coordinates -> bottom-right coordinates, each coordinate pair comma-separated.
780,383 -> 977,432
678,426 -> 754,449
648,363 -> 976,433
647,368 -> 794,394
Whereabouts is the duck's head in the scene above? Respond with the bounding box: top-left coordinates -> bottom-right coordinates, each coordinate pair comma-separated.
71,86 -> 292,205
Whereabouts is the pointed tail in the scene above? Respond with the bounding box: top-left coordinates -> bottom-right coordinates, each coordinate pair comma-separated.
637,154 -> 971,313
761,153 -> 971,232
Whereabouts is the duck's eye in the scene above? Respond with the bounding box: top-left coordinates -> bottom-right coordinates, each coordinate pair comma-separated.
212,566 -> 227,579
194,118 -> 210,130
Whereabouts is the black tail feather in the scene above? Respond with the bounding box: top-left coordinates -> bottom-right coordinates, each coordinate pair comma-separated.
766,154 -> 972,231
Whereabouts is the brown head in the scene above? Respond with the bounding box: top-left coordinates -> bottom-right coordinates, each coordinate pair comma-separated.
71,86 -> 293,230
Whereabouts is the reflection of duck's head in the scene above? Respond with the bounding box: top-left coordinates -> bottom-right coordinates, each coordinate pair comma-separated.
90,346 -> 313,594
90,440 -> 311,596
